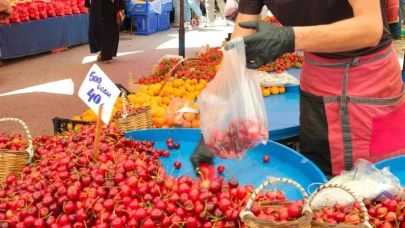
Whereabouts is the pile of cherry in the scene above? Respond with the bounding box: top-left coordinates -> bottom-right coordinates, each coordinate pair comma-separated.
312,197 -> 405,228
2,125 -> 405,228
0,133 -> 28,151
0,125 -> 287,228
206,119 -> 268,159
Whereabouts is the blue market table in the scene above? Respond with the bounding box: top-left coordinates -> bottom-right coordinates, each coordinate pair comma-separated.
265,68 -> 301,141
125,128 -> 327,200
0,14 -> 89,60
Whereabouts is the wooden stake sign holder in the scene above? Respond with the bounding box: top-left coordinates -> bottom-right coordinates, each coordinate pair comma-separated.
93,105 -> 103,160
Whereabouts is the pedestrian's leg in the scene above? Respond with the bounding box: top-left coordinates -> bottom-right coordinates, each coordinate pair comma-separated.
216,0 -> 225,20
173,0 -> 180,26
189,0 -> 202,17
184,0 -> 191,23
398,0 -> 403,38
205,0 -> 215,24
200,0 -> 206,16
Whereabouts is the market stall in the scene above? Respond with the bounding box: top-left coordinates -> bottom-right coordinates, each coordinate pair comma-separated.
0,14 -> 89,60
3,15 -> 405,228
0,0 -> 88,60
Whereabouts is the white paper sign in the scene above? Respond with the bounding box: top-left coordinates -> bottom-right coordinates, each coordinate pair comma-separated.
78,64 -> 120,124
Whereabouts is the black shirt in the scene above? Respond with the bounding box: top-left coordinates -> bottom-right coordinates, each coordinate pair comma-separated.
238,0 -> 392,59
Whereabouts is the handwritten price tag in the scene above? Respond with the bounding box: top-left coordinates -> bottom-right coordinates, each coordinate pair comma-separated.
78,64 -> 120,124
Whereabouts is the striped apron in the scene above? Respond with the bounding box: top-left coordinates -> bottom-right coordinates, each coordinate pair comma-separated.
299,45 -> 405,175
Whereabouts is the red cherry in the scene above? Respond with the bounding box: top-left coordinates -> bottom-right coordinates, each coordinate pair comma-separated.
173,142 -> 180,149
217,165 -> 225,174
263,155 -> 270,163
174,161 -> 182,169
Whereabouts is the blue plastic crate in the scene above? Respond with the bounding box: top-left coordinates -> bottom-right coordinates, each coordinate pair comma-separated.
157,11 -> 170,31
129,0 -> 171,15
129,2 -> 150,15
131,14 -> 158,35
161,0 -> 172,11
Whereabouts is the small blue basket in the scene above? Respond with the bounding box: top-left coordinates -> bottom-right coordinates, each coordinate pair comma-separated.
157,11 -> 170,31
131,14 -> 158,35
161,0 -> 172,11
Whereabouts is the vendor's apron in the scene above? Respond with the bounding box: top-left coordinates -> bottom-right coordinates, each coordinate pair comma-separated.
299,45 -> 405,176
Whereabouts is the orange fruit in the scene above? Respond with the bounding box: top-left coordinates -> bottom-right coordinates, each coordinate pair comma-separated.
161,125 -> 170,128
173,90 -> 182,97
162,97 -> 171,105
270,87 -> 279,95
191,119 -> 200,128
183,113 -> 196,122
279,86 -> 286,94
190,79 -> 198,85
155,108 -> 166,118
262,89 -> 271,97
195,84 -> 203,91
166,117 -> 174,127
152,117 -> 158,125
182,120 -> 192,128
72,116 -> 81,121
155,117 -> 166,128
261,86 -> 266,91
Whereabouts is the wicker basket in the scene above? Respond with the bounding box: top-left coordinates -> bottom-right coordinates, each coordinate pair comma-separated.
240,177 -> 313,228
157,57 -> 201,95
309,184 -> 372,228
114,92 -> 153,132
0,118 -> 34,182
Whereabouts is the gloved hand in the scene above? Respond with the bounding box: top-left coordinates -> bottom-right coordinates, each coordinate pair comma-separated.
191,138 -> 214,175
231,21 -> 295,69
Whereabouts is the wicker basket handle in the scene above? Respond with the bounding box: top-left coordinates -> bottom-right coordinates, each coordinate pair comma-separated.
240,177 -> 312,222
0,118 -> 34,163
157,57 -> 200,95
308,183 -> 373,228
120,91 -> 132,123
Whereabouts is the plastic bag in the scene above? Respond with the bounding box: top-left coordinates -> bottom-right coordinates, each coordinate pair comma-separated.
165,97 -> 199,128
224,0 -> 238,22
310,159 -> 402,208
149,0 -> 162,14
197,37 -> 269,160
258,71 -> 299,87
159,55 -> 184,63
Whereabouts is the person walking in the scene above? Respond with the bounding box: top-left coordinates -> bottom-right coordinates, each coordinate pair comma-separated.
205,0 -> 225,26
192,0 -> 405,177
173,0 -> 206,30
387,0 -> 403,40
84,0 -> 126,63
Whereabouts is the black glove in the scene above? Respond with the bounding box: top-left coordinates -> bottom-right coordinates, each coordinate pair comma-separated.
238,21 -> 295,69
191,138 -> 214,175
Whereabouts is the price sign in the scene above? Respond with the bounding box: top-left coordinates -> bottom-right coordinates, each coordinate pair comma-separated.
78,64 -> 120,124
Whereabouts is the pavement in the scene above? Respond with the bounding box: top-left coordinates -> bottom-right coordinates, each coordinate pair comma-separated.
0,20 -> 233,137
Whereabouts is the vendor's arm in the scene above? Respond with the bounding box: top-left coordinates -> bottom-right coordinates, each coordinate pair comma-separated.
232,0 -> 383,52
293,0 -> 382,52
